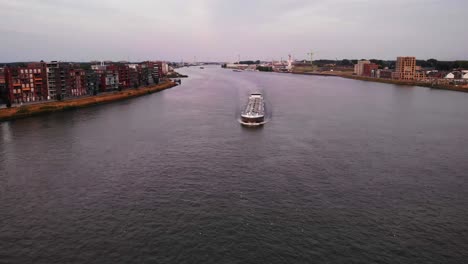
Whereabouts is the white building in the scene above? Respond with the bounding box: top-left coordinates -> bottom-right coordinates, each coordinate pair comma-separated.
445,72 -> 455,79
463,70 -> 468,79
444,71 -> 468,79
162,62 -> 169,75
127,64 -> 139,70
91,61 -> 107,71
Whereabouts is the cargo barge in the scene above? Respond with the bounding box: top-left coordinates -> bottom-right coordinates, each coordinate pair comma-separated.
240,93 -> 265,126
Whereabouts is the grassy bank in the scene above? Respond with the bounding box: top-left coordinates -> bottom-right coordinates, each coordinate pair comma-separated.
292,71 -> 468,93
166,71 -> 188,78
340,75 -> 468,93
0,81 -> 178,122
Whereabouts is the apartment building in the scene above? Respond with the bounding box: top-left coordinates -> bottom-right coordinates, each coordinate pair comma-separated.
0,67 -> 10,105
101,66 -> 119,92
395,57 -> 416,80
138,63 -> 154,86
126,64 -> 140,88
85,70 -> 101,95
354,60 -> 378,77
69,69 -> 87,96
47,61 -> 73,99
117,65 -> 131,89
2,62 -> 49,103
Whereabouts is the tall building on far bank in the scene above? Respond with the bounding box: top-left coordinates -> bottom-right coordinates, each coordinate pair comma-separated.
395,57 -> 416,80
354,60 -> 370,76
354,60 -> 378,77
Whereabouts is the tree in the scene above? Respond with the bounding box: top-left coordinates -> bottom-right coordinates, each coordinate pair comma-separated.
427,58 -> 438,68
456,61 -> 468,69
341,59 -> 351,66
257,66 -> 272,72
370,59 -> 385,68
435,61 -> 454,71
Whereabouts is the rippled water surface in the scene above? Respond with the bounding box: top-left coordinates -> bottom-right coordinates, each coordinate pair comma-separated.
1,66 -> 468,263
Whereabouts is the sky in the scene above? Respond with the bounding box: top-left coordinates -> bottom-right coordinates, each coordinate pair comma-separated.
0,0 -> 467,62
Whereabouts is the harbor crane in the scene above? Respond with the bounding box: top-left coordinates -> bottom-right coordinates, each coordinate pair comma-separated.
307,50 -> 314,65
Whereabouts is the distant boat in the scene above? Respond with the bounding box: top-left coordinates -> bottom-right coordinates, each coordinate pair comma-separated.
233,69 -> 242,72
240,93 -> 265,127
200,67 -> 204,69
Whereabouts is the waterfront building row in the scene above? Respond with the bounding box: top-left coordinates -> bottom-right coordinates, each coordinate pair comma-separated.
351,56 -> 468,88
0,61 -> 169,106
354,57 -> 428,81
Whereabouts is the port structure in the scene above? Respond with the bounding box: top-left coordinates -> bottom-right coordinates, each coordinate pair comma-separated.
307,50 -> 314,65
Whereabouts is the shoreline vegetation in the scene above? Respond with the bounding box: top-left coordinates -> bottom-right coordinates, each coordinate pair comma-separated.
166,71 -> 188,78
290,71 -> 468,93
0,81 -> 178,122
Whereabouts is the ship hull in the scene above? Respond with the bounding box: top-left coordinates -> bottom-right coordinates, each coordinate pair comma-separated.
241,116 -> 264,125
240,121 -> 264,127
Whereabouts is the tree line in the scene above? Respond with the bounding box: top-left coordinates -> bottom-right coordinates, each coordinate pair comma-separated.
313,59 -> 468,71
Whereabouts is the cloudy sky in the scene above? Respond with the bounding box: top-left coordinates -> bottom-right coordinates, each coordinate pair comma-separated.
0,0 -> 467,62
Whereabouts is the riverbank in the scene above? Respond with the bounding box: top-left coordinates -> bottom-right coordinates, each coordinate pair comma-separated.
0,81 -> 178,122
341,74 -> 468,93
292,71 -> 468,93
166,71 -> 188,78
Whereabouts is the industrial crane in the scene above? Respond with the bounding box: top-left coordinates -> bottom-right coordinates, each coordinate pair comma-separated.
307,50 -> 314,65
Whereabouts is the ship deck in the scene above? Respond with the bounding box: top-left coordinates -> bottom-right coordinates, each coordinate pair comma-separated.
242,95 -> 264,118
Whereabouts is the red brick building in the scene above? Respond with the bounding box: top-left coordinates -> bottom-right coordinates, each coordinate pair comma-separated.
378,69 -> 393,79
3,63 -> 48,104
69,69 -> 87,96
117,65 -> 131,89
0,67 -> 10,105
362,63 -> 379,77
395,56 -> 416,80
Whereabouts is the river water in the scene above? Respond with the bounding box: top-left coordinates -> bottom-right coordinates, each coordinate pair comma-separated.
1,66 -> 467,263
